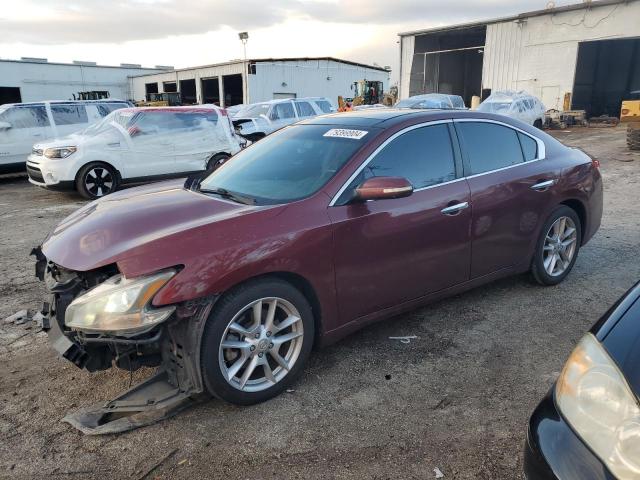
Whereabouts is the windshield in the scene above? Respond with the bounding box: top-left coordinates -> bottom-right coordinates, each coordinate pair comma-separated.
235,103 -> 271,119
199,124 -> 370,205
477,101 -> 512,113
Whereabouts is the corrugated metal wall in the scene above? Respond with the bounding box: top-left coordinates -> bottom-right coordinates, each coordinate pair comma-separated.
248,59 -> 389,105
482,22 -> 523,92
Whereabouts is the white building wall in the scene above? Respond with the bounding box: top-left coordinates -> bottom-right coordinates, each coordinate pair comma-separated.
483,1 -> 640,109
129,62 -> 244,102
0,60 -> 163,103
247,59 -> 389,106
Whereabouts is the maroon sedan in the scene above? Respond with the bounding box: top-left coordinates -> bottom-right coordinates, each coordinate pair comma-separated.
34,109 -> 602,410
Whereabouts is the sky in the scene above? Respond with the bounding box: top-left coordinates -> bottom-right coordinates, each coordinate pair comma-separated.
1,0 -> 577,83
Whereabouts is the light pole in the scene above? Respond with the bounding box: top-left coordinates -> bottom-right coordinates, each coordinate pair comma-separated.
238,31 -> 249,105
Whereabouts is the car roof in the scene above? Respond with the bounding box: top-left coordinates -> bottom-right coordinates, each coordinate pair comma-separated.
116,105 -> 223,114
247,97 -> 331,106
1,99 -> 128,107
303,108 -> 483,127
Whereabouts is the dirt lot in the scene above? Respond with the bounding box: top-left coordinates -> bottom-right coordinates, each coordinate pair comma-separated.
1,126 -> 639,480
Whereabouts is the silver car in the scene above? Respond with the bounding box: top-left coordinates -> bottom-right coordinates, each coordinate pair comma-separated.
232,97 -> 335,141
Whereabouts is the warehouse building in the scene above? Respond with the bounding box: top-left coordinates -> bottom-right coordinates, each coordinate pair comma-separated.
129,57 -> 390,107
398,0 -> 640,116
0,58 -> 169,105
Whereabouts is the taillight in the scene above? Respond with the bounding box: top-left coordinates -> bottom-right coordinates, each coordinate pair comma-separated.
592,158 -> 600,169
621,108 -> 630,115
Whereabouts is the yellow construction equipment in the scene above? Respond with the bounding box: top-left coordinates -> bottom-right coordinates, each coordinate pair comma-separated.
135,92 -> 182,107
621,90 -> 640,150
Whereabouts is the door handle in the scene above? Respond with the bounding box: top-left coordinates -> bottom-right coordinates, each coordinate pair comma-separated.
531,179 -> 555,191
441,201 -> 469,215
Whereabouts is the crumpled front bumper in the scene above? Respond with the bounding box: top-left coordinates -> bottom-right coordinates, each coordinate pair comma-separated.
31,246 -> 216,434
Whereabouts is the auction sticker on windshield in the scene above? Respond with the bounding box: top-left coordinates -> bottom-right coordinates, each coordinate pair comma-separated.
323,129 -> 368,140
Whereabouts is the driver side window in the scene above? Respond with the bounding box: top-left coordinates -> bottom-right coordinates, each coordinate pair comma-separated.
336,123 -> 457,205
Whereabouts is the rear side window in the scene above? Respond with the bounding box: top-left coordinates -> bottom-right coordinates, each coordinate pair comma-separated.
176,111 -> 218,128
51,104 -> 88,125
271,102 -> 295,120
294,101 -> 316,117
359,124 -> 456,190
314,100 -> 333,113
518,132 -> 538,161
97,103 -> 129,117
456,122 -> 524,175
0,105 -> 50,128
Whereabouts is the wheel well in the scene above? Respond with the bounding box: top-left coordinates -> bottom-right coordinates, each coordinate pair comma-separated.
560,199 -> 586,243
225,271 -> 323,346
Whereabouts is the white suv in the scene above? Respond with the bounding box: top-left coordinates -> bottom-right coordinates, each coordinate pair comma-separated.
232,97 -> 335,141
0,100 -> 130,172
27,105 -> 243,199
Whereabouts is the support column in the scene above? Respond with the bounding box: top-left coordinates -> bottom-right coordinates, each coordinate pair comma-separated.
218,75 -> 225,108
194,74 -> 202,104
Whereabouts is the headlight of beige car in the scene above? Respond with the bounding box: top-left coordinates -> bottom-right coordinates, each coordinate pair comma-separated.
556,333 -> 640,478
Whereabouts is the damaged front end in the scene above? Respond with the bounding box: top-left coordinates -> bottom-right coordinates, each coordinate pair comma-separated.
31,246 -> 214,434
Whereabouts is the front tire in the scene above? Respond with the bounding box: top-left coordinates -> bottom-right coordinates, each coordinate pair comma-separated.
627,125 -> 640,150
531,206 -> 581,286
200,278 -> 314,405
76,162 -> 119,199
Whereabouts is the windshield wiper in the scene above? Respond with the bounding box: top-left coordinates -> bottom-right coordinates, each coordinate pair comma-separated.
199,187 -> 256,205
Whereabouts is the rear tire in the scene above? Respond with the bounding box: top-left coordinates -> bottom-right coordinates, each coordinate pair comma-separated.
627,125 -> 640,150
76,162 -> 119,200
206,153 -> 231,172
200,278 -> 314,405
534,119 -> 543,129
531,206 -> 582,286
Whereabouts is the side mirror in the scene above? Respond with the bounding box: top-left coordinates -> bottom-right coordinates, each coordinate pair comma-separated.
0,121 -> 12,131
355,176 -> 413,202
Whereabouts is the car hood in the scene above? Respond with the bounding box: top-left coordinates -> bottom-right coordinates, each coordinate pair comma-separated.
34,133 -> 86,150
42,179 -> 270,273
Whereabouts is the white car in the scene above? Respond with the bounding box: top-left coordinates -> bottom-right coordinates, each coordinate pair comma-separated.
395,93 -> 466,110
477,91 -> 546,128
232,97 -> 335,141
27,105 -> 243,199
0,100 -> 130,173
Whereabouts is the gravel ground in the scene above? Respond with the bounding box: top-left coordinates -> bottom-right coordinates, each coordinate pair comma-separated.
1,126 -> 639,480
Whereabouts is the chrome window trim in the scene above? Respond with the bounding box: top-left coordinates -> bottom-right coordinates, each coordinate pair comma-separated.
328,119 -> 454,206
328,117 -> 547,207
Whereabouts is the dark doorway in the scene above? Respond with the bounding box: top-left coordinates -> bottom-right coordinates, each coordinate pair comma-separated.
222,74 -> 244,106
201,78 -> 220,105
163,81 -> 177,93
179,79 -> 197,104
572,38 -> 640,117
410,26 -> 486,107
0,87 -> 21,105
145,82 -> 158,96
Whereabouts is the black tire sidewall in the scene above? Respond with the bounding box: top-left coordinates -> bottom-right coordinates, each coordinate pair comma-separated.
532,206 -> 582,285
76,162 -> 118,199
200,278 -> 314,405
206,153 -> 230,171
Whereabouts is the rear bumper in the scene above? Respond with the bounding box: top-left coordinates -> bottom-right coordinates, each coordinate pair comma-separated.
524,389 -> 615,480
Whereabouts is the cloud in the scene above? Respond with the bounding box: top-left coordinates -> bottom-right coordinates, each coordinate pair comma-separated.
0,0 -> 576,45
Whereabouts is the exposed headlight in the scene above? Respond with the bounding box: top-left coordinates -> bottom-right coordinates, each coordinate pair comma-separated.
65,270 -> 176,336
44,146 -> 77,159
556,333 -> 640,478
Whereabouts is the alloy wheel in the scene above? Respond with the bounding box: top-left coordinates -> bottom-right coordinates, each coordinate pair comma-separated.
543,216 -> 578,277
84,167 -> 114,197
218,297 -> 304,392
